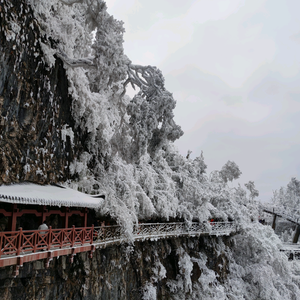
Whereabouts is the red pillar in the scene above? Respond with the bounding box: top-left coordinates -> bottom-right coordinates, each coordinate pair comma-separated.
83,208 -> 88,227
64,207 -> 69,228
11,204 -> 18,231
41,205 -> 47,223
16,227 -> 22,256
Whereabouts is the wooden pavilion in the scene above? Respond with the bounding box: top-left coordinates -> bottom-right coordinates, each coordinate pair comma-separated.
0,183 -> 104,231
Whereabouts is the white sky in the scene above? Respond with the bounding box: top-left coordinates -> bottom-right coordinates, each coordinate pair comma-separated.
105,0 -> 300,203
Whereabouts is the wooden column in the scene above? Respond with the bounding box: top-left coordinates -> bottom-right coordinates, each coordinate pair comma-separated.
272,214 -> 277,230
11,204 -> 19,231
83,208 -> 88,227
293,225 -> 300,243
41,205 -> 48,223
64,207 -> 70,228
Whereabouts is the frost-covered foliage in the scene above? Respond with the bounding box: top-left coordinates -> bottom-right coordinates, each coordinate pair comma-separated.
28,0 -> 253,230
244,180 -> 259,201
125,64 -> 183,160
11,1 -> 300,299
166,227 -> 300,300
272,177 -> 300,215
176,247 -> 193,293
224,225 -> 300,300
219,160 -> 242,183
268,177 -> 300,245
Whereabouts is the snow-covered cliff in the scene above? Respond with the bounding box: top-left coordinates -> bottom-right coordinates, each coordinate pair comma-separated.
1,1 -> 300,299
0,0 -> 258,232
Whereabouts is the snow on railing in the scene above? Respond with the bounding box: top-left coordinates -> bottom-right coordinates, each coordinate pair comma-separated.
280,243 -> 300,260
131,222 -> 235,239
0,222 -> 236,260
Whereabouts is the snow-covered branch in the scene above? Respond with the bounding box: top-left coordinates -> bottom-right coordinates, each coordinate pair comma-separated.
124,64 -> 165,97
59,0 -> 84,5
59,0 -> 106,27
56,48 -> 96,68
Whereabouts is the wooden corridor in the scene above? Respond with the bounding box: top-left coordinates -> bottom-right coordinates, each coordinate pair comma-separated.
0,221 -> 236,275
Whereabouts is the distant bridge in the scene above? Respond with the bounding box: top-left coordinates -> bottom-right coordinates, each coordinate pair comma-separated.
0,222 -> 236,276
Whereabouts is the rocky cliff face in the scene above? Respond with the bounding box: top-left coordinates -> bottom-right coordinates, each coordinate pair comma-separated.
0,236 -> 230,300
0,0 -> 86,185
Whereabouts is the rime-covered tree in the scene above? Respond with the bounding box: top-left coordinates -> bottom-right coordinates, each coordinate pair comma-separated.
272,177 -> 300,213
28,0 -> 258,229
244,180 -> 259,201
4,2 -> 300,298
219,160 -> 242,183
54,0 -> 183,162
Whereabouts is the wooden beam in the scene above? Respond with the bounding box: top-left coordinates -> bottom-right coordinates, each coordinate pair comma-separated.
0,208 -> 12,217
293,225 -> 300,243
272,214 -> 277,230
2,203 -> 88,230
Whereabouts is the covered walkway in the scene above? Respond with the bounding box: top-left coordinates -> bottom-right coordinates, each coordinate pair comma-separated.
0,183 -> 236,275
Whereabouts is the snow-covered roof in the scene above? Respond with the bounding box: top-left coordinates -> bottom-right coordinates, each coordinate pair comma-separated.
0,183 -> 103,209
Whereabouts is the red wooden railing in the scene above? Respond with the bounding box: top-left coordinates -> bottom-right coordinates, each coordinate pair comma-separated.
0,225 -> 95,258
0,222 -> 236,275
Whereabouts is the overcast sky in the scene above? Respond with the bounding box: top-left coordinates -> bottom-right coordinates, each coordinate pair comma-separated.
105,0 -> 300,203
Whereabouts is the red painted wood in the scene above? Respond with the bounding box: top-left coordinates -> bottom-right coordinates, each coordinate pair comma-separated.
64,207 -> 69,228
0,201 -> 95,270
41,205 -> 47,223
0,226 -> 94,261
1,205 -> 87,226
0,222 -> 236,270
84,208 -> 88,227
0,244 -> 95,268
0,208 -> 12,217
16,227 -> 22,256
11,204 -> 18,231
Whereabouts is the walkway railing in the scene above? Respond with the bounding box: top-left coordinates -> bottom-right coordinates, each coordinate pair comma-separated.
280,243 -> 300,260
0,226 -> 94,257
0,222 -> 236,275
